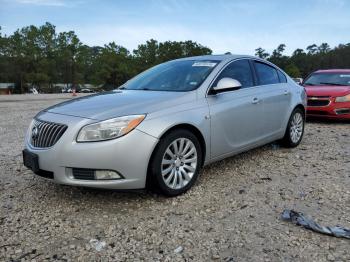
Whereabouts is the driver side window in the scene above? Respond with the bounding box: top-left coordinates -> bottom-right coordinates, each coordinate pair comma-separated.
212,59 -> 254,88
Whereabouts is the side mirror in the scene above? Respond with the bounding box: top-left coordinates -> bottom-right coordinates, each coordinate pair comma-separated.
212,78 -> 242,94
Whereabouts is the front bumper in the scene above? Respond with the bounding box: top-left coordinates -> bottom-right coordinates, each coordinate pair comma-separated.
306,98 -> 350,119
24,112 -> 159,189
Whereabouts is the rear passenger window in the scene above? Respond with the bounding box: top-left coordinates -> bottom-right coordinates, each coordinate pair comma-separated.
213,59 -> 254,89
254,61 -> 279,85
277,70 -> 287,83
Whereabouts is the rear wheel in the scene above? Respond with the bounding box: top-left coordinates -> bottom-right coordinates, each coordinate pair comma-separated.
281,108 -> 305,148
148,129 -> 202,196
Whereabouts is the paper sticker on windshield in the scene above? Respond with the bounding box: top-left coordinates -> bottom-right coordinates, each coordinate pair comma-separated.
340,75 -> 350,78
192,62 -> 217,67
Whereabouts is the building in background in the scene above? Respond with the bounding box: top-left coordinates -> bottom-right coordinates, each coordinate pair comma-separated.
0,83 -> 15,95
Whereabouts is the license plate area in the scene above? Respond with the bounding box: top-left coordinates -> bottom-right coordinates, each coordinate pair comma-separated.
23,149 -> 39,173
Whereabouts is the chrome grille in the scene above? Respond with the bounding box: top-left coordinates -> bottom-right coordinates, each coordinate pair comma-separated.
30,119 -> 67,148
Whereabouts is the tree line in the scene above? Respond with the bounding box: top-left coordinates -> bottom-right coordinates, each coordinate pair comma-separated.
256,43 -> 350,79
0,22 -> 349,93
0,22 -> 211,93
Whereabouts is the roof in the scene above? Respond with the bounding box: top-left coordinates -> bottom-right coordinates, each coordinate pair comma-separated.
0,83 -> 15,89
315,69 -> 350,73
176,54 -> 256,62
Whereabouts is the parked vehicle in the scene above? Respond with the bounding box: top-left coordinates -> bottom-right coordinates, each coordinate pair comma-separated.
29,87 -> 39,94
292,78 -> 303,85
61,88 -> 72,93
303,69 -> 350,119
23,55 -> 306,196
80,88 -> 95,93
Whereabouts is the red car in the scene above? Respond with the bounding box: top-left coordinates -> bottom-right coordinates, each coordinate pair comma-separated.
303,69 -> 350,119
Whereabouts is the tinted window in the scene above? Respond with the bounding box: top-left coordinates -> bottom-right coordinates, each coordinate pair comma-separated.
212,59 -> 254,88
277,70 -> 287,83
254,61 -> 279,85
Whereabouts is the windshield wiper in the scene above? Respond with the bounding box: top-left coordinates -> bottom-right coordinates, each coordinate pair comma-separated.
304,83 -> 314,86
319,82 -> 345,86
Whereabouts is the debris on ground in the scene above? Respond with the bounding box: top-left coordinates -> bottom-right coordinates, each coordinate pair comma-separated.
174,246 -> 184,254
281,209 -> 350,239
89,239 -> 106,251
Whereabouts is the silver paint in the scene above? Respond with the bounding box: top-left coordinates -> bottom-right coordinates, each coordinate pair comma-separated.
24,55 -> 306,189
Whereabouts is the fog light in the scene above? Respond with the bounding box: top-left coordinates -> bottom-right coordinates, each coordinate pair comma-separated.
95,170 -> 121,180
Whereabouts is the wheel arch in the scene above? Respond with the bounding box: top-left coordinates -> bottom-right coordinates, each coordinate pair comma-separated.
145,123 -> 207,189
294,104 -> 306,118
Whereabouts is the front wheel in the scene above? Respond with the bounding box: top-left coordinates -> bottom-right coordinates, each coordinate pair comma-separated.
148,129 -> 202,197
281,108 -> 305,148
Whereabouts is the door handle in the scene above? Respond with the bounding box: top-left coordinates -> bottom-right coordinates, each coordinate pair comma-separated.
252,97 -> 259,104
284,90 -> 289,95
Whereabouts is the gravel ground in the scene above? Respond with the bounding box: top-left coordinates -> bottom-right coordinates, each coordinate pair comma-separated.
0,94 -> 349,261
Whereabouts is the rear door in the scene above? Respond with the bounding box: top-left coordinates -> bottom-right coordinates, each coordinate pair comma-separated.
252,61 -> 291,136
206,59 -> 265,158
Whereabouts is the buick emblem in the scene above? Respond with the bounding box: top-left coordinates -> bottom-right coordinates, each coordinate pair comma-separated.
32,126 -> 39,140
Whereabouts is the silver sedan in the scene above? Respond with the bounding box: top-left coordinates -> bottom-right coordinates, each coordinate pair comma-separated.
23,55 -> 306,196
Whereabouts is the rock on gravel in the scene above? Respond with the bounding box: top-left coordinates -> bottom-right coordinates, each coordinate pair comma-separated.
0,94 -> 350,261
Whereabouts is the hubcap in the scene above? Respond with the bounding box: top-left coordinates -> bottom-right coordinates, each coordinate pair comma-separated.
161,138 -> 198,190
290,112 -> 303,143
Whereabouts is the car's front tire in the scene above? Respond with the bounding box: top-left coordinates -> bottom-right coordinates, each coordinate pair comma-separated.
148,129 -> 202,197
281,108 -> 305,148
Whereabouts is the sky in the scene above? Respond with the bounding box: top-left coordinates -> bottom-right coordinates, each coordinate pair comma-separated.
0,0 -> 349,55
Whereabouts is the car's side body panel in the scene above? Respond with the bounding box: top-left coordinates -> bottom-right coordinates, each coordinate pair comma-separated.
206,86 -> 265,158
136,96 -> 211,164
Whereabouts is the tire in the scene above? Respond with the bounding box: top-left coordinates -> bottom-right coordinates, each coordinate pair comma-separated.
281,108 -> 305,148
148,129 -> 202,197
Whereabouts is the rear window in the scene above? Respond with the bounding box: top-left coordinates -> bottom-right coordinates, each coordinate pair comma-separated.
254,61 -> 280,85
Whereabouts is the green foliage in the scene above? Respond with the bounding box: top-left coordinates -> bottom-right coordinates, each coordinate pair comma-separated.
255,47 -> 269,59
262,43 -> 350,78
1,23 -> 350,92
284,64 -> 301,78
0,23 -> 212,92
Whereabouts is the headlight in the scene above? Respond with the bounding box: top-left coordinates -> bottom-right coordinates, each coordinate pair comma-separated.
77,115 -> 145,142
335,94 -> 350,102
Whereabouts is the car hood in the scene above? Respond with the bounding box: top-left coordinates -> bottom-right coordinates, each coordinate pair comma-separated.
44,90 -> 195,120
304,85 -> 350,97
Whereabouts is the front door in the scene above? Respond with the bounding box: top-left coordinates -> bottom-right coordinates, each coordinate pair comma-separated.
206,59 -> 265,158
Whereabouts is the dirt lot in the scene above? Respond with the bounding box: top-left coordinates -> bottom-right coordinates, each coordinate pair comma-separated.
0,94 -> 349,261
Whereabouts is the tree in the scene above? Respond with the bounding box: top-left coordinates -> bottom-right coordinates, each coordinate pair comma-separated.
292,48 -> 305,56
318,43 -> 331,54
285,64 -> 301,77
2,22 -> 350,92
306,44 -> 318,55
271,44 -> 286,58
91,42 -> 132,88
255,47 -> 269,59
268,44 -> 288,69
133,39 -> 159,69
56,31 -> 83,88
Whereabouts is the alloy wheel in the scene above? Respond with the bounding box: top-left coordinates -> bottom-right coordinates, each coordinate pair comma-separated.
290,112 -> 303,143
161,138 -> 198,189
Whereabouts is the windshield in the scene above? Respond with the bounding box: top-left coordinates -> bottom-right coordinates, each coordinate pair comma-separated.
304,73 -> 350,86
122,60 -> 219,92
